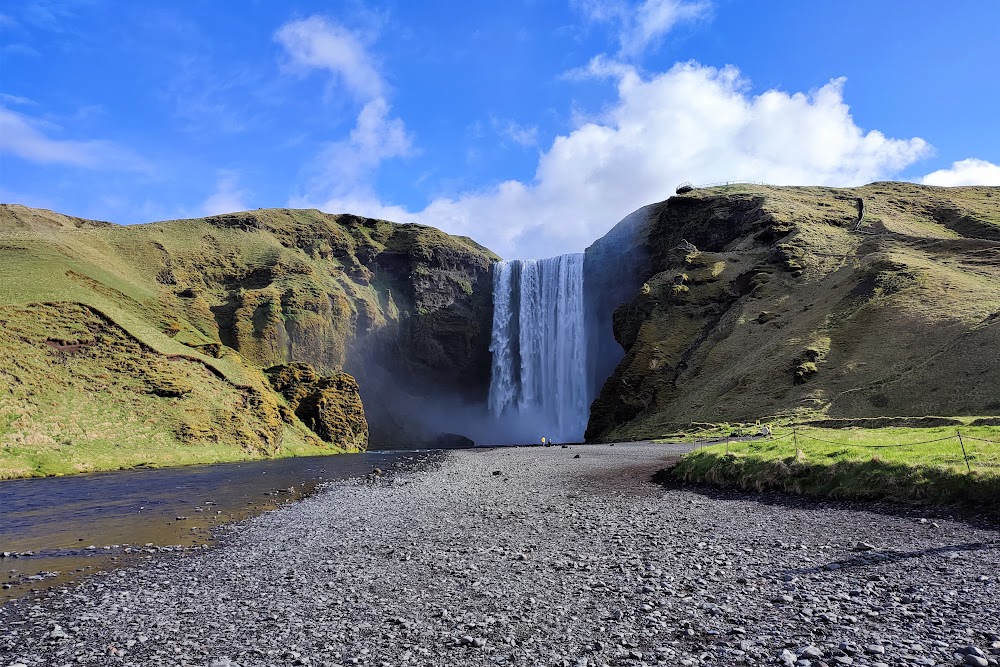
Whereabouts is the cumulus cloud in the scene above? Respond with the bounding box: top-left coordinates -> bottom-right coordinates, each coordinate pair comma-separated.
921,158 -> 1000,186
0,105 -> 148,170
282,45 -> 931,258
201,172 -> 250,215
294,98 -> 414,210
275,16 -> 413,211
379,62 -> 927,258
574,0 -> 712,57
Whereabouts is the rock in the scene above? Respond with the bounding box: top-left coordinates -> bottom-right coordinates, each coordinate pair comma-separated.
864,644 -> 885,655
424,433 -> 476,448
582,186 -> 1000,441
266,363 -> 369,451
800,646 -> 824,659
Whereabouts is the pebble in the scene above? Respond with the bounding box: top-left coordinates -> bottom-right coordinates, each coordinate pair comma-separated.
1,444 -> 998,667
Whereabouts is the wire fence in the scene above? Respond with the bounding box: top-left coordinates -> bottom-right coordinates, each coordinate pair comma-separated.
693,423 -> 1000,475
693,180 -> 769,189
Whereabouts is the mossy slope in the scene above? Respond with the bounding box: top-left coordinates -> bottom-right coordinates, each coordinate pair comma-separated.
587,183 -> 1000,441
0,204 -> 498,475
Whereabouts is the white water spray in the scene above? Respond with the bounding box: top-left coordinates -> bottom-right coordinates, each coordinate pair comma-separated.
488,254 -> 588,442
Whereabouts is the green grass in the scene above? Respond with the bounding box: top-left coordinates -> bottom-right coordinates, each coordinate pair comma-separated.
0,302 -> 348,479
668,420 -> 1000,507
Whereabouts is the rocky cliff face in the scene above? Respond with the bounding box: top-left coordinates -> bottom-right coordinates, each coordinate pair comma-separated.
586,183 -> 1000,441
179,211 -> 498,446
583,205 -> 655,407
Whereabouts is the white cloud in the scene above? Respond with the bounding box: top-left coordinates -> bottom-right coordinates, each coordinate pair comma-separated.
201,172 -> 250,216
275,16 -> 384,101
574,0 -> 712,57
335,62 -> 928,259
275,16 -> 414,215
492,117 -> 539,147
921,158 -> 1000,186
294,98 -> 414,208
0,105 -> 148,170
0,93 -> 34,105
349,98 -> 412,160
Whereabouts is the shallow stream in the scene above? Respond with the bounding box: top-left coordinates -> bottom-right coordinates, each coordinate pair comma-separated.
0,450 -> 437,603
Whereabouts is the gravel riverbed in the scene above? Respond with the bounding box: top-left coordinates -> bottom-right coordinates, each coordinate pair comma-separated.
2,443 -> 999,667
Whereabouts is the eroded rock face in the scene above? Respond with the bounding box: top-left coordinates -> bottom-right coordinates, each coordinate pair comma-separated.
584,204 -> 656,407
265,363 -> 368,451
586,183 -> 1000,441
150,210 -> 497,448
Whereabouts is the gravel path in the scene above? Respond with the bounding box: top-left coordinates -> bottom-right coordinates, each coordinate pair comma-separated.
2,443 -> 999,667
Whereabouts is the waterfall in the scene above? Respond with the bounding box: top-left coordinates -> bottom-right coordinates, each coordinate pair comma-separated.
488,254 -> 588,442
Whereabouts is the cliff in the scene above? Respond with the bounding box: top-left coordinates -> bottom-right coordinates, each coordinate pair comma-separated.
0,204 -> 498,476
586,182 -> 1000,441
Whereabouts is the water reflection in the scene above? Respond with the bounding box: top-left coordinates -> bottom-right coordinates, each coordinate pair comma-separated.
0,450 -> 437,603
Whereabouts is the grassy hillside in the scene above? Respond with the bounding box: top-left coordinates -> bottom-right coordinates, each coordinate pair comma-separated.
0,204 -> 498,477
587,183 -> 1000,441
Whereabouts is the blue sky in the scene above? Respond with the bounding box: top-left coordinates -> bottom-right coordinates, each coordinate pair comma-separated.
2,1 -> 999,258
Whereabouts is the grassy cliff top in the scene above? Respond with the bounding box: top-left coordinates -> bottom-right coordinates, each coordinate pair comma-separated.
0,205 -> 498,370
589,181 -> 1000,441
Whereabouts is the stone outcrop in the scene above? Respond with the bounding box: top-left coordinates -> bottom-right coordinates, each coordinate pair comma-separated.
185,212 -> 497,447
265,363 -> 368,451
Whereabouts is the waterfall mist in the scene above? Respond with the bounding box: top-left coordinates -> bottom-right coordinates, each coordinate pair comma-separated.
488,254 -> 588,443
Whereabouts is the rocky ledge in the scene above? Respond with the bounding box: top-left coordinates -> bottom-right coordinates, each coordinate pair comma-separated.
1,444 -> 998,666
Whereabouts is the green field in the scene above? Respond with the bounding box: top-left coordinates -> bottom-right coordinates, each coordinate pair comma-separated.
666,419 -> 1000,506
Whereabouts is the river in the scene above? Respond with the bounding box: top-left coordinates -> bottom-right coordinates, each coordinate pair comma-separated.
0,450 -> 437,603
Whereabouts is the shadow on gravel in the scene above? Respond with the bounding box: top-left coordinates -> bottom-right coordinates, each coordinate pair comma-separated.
649,465 -> 1000,533
572,455 -> 688,497
782,539 -> 1000,576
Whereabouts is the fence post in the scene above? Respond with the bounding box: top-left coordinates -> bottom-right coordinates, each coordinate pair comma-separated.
726,434 -> 731,455
957,429 -> 972,473
793,425 -> 800,459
